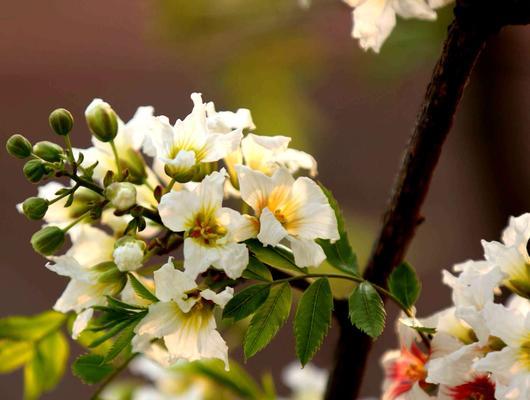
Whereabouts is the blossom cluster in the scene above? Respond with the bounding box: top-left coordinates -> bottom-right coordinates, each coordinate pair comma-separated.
8,93 -> 339,376
381,214 -> 530,399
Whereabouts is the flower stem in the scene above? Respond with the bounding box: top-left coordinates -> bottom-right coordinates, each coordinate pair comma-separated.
62,210 -> 91,232
64,134 -> 76,167
90,352 -> 138,400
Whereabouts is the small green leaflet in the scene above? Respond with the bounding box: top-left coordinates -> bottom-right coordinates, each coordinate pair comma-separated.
242,256 -> 272,282
223,284 -> 271,321
246,239 -> 306,274
24,330 -> 69,400
127,273 -> 159,303
72,354 -> 114,385
317,184 -> 358,276
294,278 -> 333,366
348,282 -> 386,338
387,262 -> 421,310
244,283 -> 292,359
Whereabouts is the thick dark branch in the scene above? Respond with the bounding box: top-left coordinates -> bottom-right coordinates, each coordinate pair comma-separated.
324,1 -> 530,397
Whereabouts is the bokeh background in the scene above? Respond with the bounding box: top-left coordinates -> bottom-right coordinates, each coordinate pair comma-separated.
1,0 -> 529,398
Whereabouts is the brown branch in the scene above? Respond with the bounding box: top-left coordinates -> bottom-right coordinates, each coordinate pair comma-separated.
324,1 -> 530,398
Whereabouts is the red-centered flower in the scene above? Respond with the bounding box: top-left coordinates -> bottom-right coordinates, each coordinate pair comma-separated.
383,343 -> 429,400
448,375 -> 495,400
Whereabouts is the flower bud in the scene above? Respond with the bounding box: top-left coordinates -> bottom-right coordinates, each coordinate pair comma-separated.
49,108 -> 74,136
23,159 -> 48,183
85,99 -> 118,142
33,141 -> 63,163
6,134 -> 32,159
105,182 -> 137,211
22,197 -> 49,220
113,237 -> 145,272
31,226 -> 65,256
92,261 -> 125,286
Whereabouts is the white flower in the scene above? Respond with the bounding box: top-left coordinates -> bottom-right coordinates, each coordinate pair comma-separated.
106,182 -> 137,211
158,170 -> 251,279
45,225 -> 123,338
236,165 -> 339,267
133,260 -> 233,370
149,93 -> 242,182
282,362 -> 327,400
240,134 -> 317,177
442,260 -> 504,344
205,101 -> 255,134
482,213 -> 530,297
343,0 -> 449,53
113,239 -> 145,272
474,301 -> 530,398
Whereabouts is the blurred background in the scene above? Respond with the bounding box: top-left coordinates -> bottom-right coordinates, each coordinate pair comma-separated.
1,0 -> 529,398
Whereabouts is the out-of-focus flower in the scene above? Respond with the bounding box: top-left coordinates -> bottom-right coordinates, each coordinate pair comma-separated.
282,362 -> 328,400
236,165 -> 338,267
159,170 -> 252,279
343,0 -> 452,53
45,225 -> 124,338
133,260 -> 233,369
148,93 -> 242,183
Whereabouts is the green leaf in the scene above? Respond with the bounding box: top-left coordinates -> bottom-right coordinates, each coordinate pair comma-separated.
223,284 -> 271,321
103,320 -> 138,362
106,296 -> 146,311
72,354 -> 114,385
179,359 -> 264,399
348,282 -> 386,338
24,330 -> 69,400
0,311 -> 66,341
387,262 -> 421,310
127,273 -> 159,303
242,256 -> 272,282
0,339 -> 33,373
246,239 -> 306,274
294,278 -> 333,366
88,318 -> 136,348
244,283 -> 292,359
317,184 -> 358,276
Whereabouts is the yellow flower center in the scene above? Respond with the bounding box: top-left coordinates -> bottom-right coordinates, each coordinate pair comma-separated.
519,336 -> 530,370
188,212 -> 227,246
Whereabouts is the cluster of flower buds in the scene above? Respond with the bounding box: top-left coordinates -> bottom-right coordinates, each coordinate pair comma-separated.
381,215 -> 530,399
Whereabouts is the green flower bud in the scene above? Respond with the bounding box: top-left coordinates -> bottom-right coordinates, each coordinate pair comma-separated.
23,159 -> 48,183
6,134 -> 32,159
92,261 -> 125,285
85,99 -> 118,142
48,108 -> 74,136
22,197 -> 49,220
33,141 -> 63,163
164,163 -> 197,183
105,182 -> 137,211
31,226 -> 65,256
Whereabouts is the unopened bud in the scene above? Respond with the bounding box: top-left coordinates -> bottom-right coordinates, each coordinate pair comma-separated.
113,237 -> 145,272
105,182 -> 137,211
31,226 -> 65,256
33,141 -> 63,162
85,99 -> 118,142
92,261 -> 125,286
6,134 -> 32,159
22,197 -> 49,220
49,108 -> 74,136
23,159 -> 48,183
